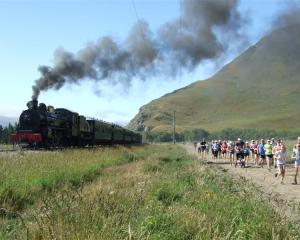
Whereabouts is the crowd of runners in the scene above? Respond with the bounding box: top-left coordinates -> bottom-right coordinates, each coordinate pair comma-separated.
194,137 -> 300,185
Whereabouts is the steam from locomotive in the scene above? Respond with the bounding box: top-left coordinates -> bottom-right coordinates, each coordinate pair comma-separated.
32,0 -> 246,100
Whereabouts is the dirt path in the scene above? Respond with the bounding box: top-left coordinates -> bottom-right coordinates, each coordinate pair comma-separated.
184,144 -> 300,221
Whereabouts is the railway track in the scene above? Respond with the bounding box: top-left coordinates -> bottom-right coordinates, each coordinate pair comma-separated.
0,149 -> 18,153
0,143 -> 138,154
0,148 -> 43,154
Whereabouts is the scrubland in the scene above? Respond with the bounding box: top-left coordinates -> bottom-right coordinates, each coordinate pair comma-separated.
1,144 -> 299,239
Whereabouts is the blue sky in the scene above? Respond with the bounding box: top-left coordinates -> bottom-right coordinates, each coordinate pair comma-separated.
0,0 -> 284,125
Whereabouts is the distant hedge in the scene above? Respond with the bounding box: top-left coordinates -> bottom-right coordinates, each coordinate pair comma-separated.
145,128 -> 300,143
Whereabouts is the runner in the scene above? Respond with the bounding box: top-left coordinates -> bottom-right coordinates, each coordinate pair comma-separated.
235,138 -> 245,168
212,140 -> 219,161
250,140 -> 255,161
227,141 -> 235,166
273,139 -> 282,169
218,140 -> 222,159
205,141 -> 210,156
252,140 -> 259,165
272,140 -> 277,168
271,138 -> 276,145
244,142 -> 251,166
271,138 -> 276,168
200,138 -> 207,159
274,143 -> 287,184
264,139 -> 273,171
258,139 -> 266,168
221,141 -> 228,159
293,143 -> 300,185
211,140 -> 214,156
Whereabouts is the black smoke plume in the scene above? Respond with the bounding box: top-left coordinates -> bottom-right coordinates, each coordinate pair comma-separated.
32,0 -> 245,100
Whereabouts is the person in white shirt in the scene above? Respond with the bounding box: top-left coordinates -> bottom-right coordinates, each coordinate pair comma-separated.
274,144 -> 287,184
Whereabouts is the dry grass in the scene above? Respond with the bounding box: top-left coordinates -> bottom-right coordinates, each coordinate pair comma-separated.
0,145 -> 151,211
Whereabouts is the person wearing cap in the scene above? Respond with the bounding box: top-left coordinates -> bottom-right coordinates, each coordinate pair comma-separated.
264,139 -> 273,171
293,143 -> 300,184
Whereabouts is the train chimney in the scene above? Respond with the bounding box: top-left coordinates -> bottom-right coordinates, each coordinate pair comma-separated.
26,99 -> 38,110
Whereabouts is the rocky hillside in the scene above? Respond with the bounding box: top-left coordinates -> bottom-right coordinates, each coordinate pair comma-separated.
128,25 -> 300,132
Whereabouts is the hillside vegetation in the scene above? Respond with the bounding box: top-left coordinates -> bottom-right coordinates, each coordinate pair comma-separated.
1,145 -> 299,239
128,25 -> 300,133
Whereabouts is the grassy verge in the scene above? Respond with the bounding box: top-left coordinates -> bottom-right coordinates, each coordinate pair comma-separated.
0,144 -> 13,150
0,145 -> 156,211
1,144 -> 299,239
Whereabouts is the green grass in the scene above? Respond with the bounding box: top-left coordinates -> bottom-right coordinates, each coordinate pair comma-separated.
0,144 -> 13,150
1,144 -> 299,239
0,145 -> 156,211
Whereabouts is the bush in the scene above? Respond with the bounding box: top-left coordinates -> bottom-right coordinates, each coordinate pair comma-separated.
147,132 -> 184,143
183,129 -> 209,141
145,128 -> 300,142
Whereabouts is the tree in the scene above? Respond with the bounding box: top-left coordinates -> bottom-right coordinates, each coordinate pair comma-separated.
183,129 -> 209,141
0,123 -> 16,143
0,125 -> 3,143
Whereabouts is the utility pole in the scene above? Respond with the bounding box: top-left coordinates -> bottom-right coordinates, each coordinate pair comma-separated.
173,110 -> 176,144
143,126 -> 148,144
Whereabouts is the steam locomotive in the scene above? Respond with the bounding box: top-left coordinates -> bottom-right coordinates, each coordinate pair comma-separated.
10,100 -> 142,147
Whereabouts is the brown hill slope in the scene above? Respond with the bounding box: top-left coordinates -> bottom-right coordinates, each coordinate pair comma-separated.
128,25 -> 300,132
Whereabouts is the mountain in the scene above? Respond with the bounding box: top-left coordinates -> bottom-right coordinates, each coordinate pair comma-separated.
128,25 -> 300,133
0,116 -> 17,127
